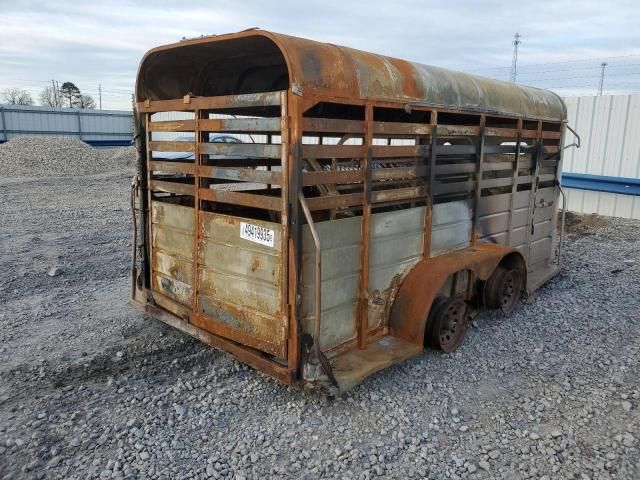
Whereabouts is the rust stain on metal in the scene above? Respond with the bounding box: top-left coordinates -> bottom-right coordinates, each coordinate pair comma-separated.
251,256 -> 261,272
386,57 -> 423,100
195,296 -> 287,359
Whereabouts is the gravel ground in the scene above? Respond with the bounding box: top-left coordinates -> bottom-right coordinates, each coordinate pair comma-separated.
0,137 -> 135,177
0,169 -> 639,480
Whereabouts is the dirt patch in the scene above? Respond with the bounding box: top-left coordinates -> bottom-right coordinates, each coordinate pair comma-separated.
563,211 -> 610,235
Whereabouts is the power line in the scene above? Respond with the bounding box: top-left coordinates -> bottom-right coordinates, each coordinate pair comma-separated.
481,70 -> 640,83
469,53 -> 640,74
547,80 -> 640,89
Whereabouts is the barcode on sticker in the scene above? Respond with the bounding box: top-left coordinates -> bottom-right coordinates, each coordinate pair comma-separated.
240,222 -> 275,248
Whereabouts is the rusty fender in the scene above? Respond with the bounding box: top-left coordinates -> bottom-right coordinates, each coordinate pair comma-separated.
389,243 -> 520,345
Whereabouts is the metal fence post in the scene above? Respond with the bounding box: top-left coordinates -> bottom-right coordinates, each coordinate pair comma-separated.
76,109 -> 83,142
0,105 -> 7,142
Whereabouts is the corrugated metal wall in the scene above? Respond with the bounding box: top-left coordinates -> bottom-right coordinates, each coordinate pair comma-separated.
0,104 -> 132,146
563,94 -> 640,219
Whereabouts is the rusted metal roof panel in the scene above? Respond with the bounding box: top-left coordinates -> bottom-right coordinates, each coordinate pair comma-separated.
137,30 -> 566,121
277,32 -> 565,119
346,46 -> 565,119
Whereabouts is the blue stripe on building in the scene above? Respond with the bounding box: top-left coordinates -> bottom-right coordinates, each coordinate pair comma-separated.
561,173 -> 640,196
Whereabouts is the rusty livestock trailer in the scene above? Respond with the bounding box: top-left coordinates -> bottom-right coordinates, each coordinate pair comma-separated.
130,29 -> 572,391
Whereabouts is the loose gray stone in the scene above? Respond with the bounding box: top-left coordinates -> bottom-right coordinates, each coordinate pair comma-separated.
47,267 -> 63,277
2,170 -> 640,480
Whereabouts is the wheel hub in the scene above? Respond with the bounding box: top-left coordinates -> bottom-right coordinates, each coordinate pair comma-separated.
436,299 -> 468,352
499,271 -> 520,313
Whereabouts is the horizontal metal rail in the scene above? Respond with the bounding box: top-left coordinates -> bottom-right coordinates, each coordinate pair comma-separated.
0,138 -> 132,147
147,118 -> 281,133
149,180 -> 195,196
137,91 -> 283,113
0,106 -> 131,117
1,129 -> 131,137
199,188 -> 282,211
561,173 -> 640,196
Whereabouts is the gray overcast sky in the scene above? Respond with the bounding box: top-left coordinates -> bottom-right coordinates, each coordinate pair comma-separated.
2,0 -> 639,110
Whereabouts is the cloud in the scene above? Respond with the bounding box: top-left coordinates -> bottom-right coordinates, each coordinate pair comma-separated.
1,0 -> 639,109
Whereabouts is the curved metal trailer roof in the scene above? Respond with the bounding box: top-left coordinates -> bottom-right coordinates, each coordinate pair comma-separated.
136,29 -> 566,121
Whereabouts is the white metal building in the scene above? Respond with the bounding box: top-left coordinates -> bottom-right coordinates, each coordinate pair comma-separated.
563,94 -> 640,220
0,104 -> 132,147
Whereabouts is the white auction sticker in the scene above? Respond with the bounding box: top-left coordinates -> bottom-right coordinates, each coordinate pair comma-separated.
240,222 -> 275,248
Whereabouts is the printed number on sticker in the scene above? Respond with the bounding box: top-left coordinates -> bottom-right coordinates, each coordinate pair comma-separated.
240,222 -> 275,248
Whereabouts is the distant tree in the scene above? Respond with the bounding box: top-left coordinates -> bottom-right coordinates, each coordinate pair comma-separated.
2,88 -> 35,105
76,94 -> 96,109
39,85 -> 63,107
58,82 -> 97,109
60,82 -> 81,108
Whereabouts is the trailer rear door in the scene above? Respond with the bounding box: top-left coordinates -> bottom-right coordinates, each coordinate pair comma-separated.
143,91 -> 289,358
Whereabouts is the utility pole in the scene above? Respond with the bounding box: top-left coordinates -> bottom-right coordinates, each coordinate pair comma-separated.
98,83 -> 102,110
598,62 -> 607,96
510,32 -> 521,83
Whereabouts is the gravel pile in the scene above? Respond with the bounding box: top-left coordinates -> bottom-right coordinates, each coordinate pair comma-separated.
0,136 -> 135,177
0,171 -> 638,479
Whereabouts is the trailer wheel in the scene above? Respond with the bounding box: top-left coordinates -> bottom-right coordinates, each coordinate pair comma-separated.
425,297 -> 469,353
484,264 -> 523,315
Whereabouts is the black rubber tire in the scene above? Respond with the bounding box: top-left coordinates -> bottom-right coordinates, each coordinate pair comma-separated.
425,297 -> 469,353
425,297 -> 448,350
484,264 -> 523,315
